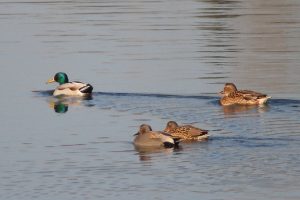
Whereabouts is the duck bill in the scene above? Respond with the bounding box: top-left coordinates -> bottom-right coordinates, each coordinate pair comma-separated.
46,77 -> 55,84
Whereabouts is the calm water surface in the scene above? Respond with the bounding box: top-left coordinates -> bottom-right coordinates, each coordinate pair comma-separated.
0,0 -> 300,199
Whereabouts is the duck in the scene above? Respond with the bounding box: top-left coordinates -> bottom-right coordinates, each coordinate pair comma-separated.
219,83 -> 271,106
164,121 -> 209,141
133,124 -> 180,148
46,72 -> 93,96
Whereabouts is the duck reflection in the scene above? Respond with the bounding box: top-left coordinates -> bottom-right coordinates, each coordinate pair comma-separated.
134,145 -> 182,161
221,104 -> 270,116
49,101 -> 68,113
47,95 -> 93,113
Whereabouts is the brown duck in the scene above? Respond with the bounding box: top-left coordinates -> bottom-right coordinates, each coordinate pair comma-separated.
219,83 -> 271,106
164,121 -> 209,141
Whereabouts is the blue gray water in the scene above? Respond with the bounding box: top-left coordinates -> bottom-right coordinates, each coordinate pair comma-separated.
0,0 -> 300,199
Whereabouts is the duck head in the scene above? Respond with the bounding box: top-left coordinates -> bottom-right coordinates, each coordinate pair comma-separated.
47,72 -> 69,85
134,124 -> 153,136
220,83 -> 238,96
164,121 -> 179,132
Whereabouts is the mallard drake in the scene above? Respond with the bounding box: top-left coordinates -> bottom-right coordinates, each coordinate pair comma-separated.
164,121 -> 209,141
219,83 -> 271,106
46,72 -> 93,96
133,124 -> 180,148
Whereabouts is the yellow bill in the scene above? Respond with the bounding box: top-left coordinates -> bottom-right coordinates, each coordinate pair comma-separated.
46,77 -> 55,84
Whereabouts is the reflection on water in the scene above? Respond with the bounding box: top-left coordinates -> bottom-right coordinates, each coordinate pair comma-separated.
50,101 -> 68,113
33,90 -> 95,113
134,145 -> 177,161
1,0 -> 300,200
221,104 -> 270,116
47,95 -> 93,113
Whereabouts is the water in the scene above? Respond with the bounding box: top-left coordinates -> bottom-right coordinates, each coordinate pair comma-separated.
0,0 -> 300,199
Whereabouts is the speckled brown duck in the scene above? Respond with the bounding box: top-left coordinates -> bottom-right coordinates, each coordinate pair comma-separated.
133,124 -> 180,148
219,83 -> 271,106
164,121 -> 209,141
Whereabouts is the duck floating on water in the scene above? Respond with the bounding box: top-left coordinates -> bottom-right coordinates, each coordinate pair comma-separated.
46,72 -> 93,96
133,124 -> 180,148
164,121 -> 209,141
219,83 -> 271,106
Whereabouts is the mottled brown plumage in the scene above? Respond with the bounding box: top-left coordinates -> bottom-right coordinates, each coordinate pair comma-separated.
219,83 -> 271,106
164,121 -> 209,141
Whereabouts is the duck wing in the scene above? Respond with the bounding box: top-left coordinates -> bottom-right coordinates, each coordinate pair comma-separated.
184,126 -> 208,136
57,81 -> 92,93
158,131 -> 181,140
56,82 -> 85,90
239,90 -> 268,99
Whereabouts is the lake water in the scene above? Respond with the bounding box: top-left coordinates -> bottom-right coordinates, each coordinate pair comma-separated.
0,0 -> 300,199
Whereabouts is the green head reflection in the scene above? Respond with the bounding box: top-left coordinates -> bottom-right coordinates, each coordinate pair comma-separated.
47,95 -> 93,114
54,103 -> 68,113
49,100 -> 68,114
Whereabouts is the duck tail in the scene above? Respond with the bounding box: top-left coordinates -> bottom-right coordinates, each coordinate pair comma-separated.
258,96 -> 271,104
80,84 -> 93,94
201,130 -> 209,135
163,142 -> 175,148
172,137 -> 183,147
